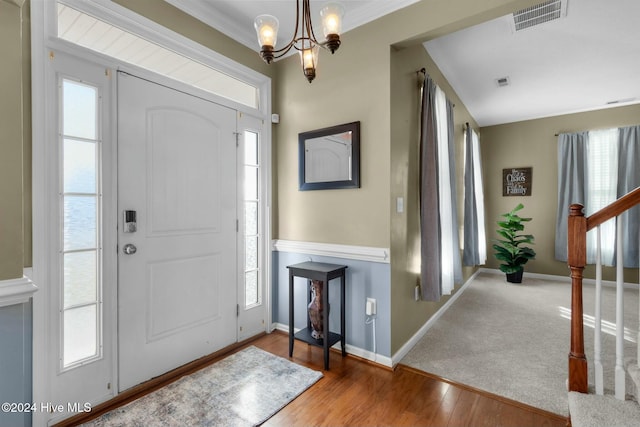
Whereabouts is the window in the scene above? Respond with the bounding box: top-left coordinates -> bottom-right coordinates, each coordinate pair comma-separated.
586,128 -> 619,264
244,130 -> 260,307
57,3 -> 259,108
434,86 -> 456,294
463,127 -> 487,265
61,78 -> 102,368
556,125 -> 640,266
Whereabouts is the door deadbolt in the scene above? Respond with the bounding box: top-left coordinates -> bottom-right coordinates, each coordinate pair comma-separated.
123,210 -> 137,233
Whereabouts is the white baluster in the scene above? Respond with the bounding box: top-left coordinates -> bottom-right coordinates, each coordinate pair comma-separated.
615,216 -> 625,400
594,226 -> 603,395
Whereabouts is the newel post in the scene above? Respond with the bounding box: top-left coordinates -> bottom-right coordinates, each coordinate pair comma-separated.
567,204 -> 588,393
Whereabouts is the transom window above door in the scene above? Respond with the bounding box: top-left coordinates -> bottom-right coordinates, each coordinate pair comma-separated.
57,3 -> 259,109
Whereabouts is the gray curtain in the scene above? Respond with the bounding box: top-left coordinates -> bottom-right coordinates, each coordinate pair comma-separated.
617,125 -> 640,267
463,124 -> 480,265
419,76 -> 441,301
555,132 -> 588,262
555,126 -> 640,267
419,76 -> 462,301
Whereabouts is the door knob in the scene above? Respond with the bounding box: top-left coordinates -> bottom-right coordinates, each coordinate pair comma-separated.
123,243 -> 137,255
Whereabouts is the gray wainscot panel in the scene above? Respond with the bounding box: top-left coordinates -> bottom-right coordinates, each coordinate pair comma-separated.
272,250 -> 391,359
0,301 -> 33,427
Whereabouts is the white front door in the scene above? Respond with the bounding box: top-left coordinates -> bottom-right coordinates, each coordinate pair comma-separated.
117,72 -> 238,391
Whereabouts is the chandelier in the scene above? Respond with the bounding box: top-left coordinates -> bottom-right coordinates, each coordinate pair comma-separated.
254,1 -> 345,83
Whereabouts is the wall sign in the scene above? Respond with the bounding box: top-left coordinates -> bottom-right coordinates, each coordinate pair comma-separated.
503,167 -> 532,196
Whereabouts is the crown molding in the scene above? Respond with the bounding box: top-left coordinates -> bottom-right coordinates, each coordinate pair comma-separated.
164,0 -> 257,50
164,0 -> 421,53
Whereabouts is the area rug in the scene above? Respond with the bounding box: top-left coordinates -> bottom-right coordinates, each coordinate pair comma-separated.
82,346 -> 323,426
400,271 -> 638,416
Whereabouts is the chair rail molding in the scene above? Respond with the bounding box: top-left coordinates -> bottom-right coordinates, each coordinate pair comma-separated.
0,269 -> 37,308
272,239 -> 390,263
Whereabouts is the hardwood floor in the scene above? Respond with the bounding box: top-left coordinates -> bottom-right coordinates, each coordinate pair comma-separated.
61,331 -> 567,426
256,332 -> 565,427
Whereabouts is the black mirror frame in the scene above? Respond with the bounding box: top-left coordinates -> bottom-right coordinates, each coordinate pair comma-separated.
298,121 -> 360,191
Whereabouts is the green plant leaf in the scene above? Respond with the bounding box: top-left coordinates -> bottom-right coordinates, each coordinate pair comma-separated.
495,253 -> 512,263
494,204 -> 535,271
496,230 -> 513,241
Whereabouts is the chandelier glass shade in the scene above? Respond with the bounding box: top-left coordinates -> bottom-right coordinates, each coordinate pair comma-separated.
254,1 -> 345,83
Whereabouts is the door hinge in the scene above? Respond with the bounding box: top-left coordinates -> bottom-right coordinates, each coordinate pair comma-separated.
237,304 -> 239,317
234,132 -> 240,147
236,219 -> 239,232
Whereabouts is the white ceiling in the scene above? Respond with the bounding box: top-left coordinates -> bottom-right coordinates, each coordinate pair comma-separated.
164,0 -> 420,51
424,0 -> 640,126
166,0 -> 640,127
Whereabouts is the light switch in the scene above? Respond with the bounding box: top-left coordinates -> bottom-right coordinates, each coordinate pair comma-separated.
396,197 -> 404,213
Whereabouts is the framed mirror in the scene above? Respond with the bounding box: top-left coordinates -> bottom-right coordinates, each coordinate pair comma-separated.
298,121 -> 360,191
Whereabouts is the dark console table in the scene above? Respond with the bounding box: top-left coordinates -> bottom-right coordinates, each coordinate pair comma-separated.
287,261 -> 347,370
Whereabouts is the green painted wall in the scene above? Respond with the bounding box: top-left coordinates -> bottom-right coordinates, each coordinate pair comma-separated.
481,104 -> 640,284
0,0 -> 27,281
272,16 -> 391,248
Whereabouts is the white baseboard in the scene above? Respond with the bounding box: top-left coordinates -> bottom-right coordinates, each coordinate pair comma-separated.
0,268 -> 38,308
271,322 -> 393,368
479,267 -> 639,289
272,239 -> 390,264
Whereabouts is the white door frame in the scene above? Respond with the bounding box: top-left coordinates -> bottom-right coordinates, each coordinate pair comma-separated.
31,1 -> 272,425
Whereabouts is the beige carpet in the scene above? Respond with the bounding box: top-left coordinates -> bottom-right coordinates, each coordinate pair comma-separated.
401,271 -> 639,416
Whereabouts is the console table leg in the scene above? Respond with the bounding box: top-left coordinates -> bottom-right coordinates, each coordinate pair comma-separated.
323,276 -> 330,370
341,273 -> 346,356
289,272 -> 294,357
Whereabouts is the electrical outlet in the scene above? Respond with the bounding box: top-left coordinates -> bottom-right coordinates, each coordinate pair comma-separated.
366,297 -> 376,316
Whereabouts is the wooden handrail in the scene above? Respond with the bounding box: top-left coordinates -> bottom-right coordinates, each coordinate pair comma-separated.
567,186 -> 640,396
587,186 -> 640,230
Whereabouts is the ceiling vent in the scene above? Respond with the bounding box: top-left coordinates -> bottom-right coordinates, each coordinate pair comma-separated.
496,77 -> 510,87
511,0 -> 567,32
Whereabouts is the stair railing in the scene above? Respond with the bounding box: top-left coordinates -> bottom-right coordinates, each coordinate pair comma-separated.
567,186 -> 640,398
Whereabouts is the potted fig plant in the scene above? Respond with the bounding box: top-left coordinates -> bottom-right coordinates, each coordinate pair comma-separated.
493,203 -> 536,283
